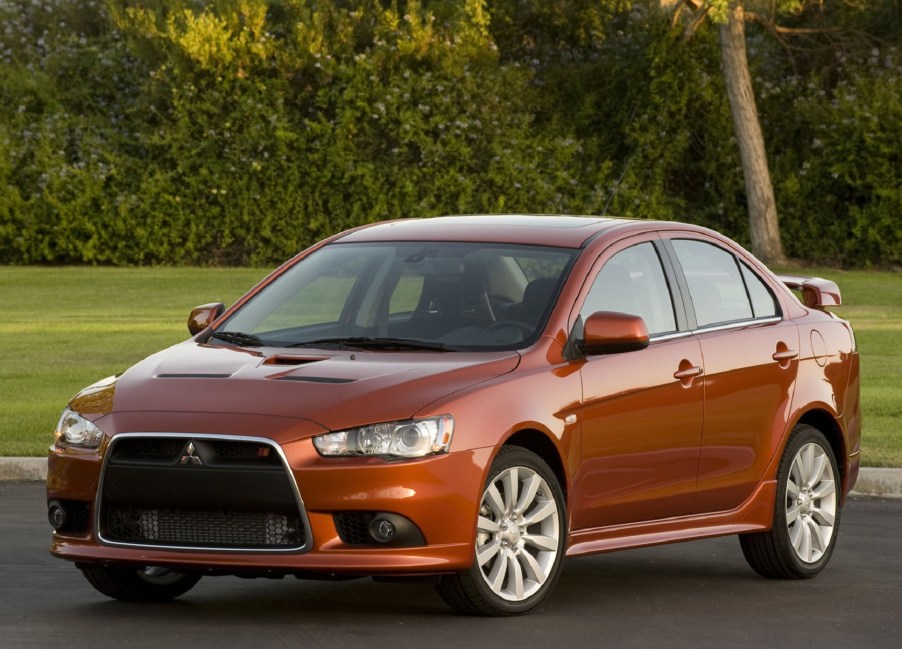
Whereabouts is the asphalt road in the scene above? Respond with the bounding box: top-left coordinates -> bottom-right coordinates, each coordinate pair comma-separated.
3,481 -> 900,649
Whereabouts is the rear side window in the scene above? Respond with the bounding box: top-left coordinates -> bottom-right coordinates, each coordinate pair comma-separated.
740,262 -> 779,318
671,239 -> 778,328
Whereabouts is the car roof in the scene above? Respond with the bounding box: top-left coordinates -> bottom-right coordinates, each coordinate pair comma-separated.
334,215 -> 689,249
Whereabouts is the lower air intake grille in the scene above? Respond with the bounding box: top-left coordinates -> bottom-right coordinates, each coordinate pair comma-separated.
104,506 -> 303,549
334,512 -> 377,545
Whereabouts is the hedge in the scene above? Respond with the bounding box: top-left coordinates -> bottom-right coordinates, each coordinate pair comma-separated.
0,0 -> 898,267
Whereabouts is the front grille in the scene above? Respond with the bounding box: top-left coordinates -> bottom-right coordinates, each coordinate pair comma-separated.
110,437 -> 282,467
211,441 -> 281,465
99,435 -> 309,551
112,437 -> 184,459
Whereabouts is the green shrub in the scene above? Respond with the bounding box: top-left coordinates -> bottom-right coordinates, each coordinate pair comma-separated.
763,54 -> 902,266
0,0 -> 898,267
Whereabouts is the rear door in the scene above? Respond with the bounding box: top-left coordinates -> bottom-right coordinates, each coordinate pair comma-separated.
666,236 -> 799,513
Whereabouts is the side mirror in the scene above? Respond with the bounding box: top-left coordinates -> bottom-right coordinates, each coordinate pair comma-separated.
580,311 -> 650,355
188,302 -> 225,336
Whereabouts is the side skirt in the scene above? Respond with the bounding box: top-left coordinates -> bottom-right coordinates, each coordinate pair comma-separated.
566,480 -> 776,558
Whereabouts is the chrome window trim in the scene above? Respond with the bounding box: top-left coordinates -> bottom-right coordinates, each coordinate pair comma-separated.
649,316 -> 781,342
95,432 -> 313,554
649,331 -> 693,343
689,315 -> 782,335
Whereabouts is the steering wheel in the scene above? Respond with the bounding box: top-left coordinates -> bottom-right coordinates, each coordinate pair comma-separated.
483,320 -> 534,337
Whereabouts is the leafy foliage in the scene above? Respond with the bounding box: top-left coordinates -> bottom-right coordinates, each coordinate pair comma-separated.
0,0 -> 898,266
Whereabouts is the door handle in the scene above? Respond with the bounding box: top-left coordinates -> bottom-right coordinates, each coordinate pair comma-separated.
772,350 -> 799,362
673,366 -> 704,380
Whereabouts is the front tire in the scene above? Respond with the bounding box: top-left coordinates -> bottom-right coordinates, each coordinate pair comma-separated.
80,565 -> 201,602
740,424 -> 841,579
436,446 -> 566,616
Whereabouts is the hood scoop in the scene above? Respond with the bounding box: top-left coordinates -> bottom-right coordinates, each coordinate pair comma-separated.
272,375 -> 355,384
262,355 -> 328,366
265,355 -> 354,383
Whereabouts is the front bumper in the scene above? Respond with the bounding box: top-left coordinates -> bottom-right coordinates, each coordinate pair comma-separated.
48,431 -> 491,575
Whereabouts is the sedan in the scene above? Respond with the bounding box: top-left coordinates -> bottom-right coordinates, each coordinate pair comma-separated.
47,215 -> 861,615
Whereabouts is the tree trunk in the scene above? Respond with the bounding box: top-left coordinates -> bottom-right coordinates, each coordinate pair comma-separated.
718,3 -> 786,264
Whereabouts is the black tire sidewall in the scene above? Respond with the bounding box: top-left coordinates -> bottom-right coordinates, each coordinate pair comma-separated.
81,565 -> 200,602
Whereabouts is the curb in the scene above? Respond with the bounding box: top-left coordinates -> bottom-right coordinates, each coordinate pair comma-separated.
849,468 -> 902,499
0,458 -> 47,482
2,457 -> 900,498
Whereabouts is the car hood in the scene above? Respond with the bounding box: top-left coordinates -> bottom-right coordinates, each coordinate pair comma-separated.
74,341 -> 520,435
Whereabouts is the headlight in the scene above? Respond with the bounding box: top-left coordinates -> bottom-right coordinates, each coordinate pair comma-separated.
54,408 -> 105,449
313,415 -> 454,459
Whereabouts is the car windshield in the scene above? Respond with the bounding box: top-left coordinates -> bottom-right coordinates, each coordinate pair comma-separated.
214,241 -> 577,351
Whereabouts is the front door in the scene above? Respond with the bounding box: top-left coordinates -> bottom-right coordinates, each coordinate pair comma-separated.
571,239 -> 704,530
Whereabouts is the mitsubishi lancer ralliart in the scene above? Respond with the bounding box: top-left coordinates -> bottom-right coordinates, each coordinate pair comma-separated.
48,215 -> 861,615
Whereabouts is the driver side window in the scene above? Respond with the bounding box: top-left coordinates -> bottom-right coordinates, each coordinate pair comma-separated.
580,242 -> 677,336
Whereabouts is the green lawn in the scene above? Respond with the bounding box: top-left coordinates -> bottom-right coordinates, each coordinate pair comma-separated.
803,267 -> 902,469
0,267 -> 268,456
1,265 -> 899,466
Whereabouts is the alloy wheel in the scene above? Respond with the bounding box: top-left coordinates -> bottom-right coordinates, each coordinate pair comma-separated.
785,442 -> 837,564
475,465 -> 561,602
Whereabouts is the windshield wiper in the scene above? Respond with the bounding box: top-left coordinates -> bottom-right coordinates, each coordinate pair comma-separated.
209,330 -> 266,347
287,336 -> 450,351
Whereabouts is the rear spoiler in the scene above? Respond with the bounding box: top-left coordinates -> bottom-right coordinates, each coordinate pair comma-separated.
777,275 -> 841,310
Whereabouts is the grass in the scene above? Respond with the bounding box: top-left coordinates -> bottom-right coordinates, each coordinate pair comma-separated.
0,267 -> 267,456
801,267 -> 902,468
1,265 -> 899,466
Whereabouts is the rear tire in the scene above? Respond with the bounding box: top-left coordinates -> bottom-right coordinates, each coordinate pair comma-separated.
740,424 -> 841,579
80,565 -> 201,602
436,446 -> 566,616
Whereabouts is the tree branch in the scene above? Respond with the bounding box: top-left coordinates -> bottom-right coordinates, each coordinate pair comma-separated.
745,11 -> 842,36
681,4 -> 713,43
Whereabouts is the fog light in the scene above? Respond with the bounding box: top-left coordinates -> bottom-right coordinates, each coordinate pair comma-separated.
48,501 -> 67,531
369,517 -> 396,544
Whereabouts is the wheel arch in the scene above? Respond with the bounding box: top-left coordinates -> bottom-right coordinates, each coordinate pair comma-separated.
502,429 -> 568,505
794,408 -> 847,489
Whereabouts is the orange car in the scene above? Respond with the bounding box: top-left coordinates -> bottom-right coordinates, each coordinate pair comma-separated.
47,216 -> 860,615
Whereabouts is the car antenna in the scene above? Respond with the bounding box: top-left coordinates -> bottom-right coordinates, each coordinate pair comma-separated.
600,153 -> 635,217
601,102 -> 640,218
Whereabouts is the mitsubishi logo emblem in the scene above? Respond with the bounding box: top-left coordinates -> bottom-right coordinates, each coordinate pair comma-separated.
179,441 -> 203,466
